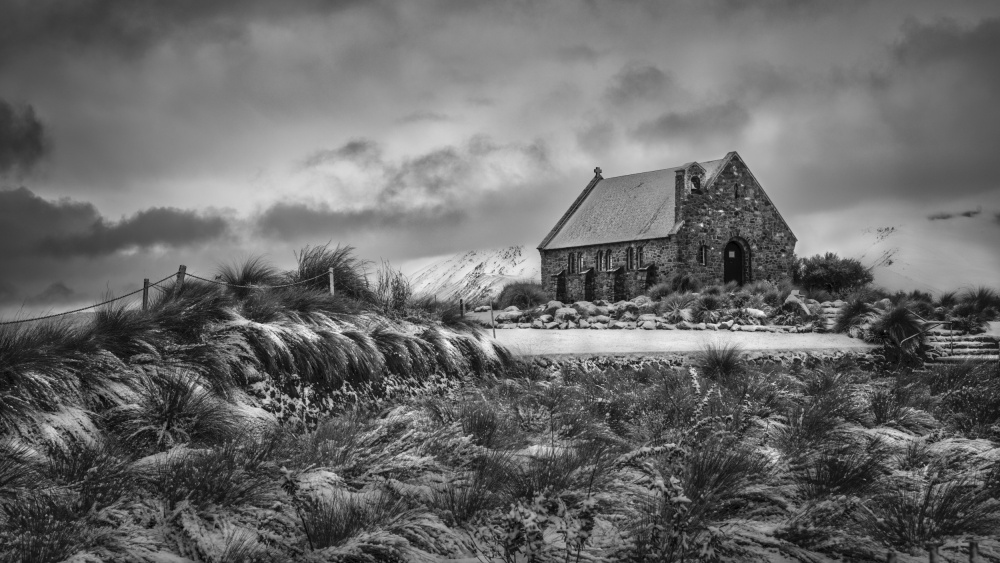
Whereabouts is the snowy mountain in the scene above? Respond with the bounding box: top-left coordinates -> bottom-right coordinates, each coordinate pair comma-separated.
408,245 -> 541,304
849,217 -> 1000,294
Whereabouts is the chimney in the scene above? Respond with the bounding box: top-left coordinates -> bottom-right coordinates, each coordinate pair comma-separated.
674,168 -> 686,220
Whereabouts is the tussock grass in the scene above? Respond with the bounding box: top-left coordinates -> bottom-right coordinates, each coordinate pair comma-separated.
293,243 -> 374,305
697,342 -> 745,383
795,436 -> 888,499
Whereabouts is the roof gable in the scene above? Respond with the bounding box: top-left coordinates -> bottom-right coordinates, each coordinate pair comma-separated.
538,156 -> 727,250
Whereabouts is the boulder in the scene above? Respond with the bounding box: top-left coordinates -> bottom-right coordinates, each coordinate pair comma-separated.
591,322 -> 607,330
745,308 -> 768,319
566,321 -> 577,329
706,323 -> 719,331
658,323 -> 676,330
544,322 -> 560,329
554,307 -> 579,321
693,323 -> 707,330
593,315 -> 611,324
719,320 -> 733,330
503,305 -> 520,312
833,300 -> 847,308
730,324 -> 741,331
538,314 -> 554,323
559,322 -> 569,330
619,311 -> 637,322
495,311 -> 521,323
742,325 -> 758,332
638,313 -> 658,322
532,320 -> 544,329
474,305 -> 491,313
573,301 -> 600,317
623,322 -> 637,330
546,300 -> 565,310
608,321 -> 623,329
640,320 -> 656,330
578,319 -> 590,329
676,321 -> 692,330
517,323 -> 533,329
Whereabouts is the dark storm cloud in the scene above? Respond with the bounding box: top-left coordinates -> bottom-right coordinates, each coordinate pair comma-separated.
0,99 -> 49,175
254,202 -> 464,240
0,187 -> 231,259
301,139 -> 382,169
0,0 -> 370,63
24,282 -> 76,306
604,63 -> 675,106
892,17 -> 1000,73
632,101 -> 750,144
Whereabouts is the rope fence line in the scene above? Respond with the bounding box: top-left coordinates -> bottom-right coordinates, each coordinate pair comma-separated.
0,265 -> 339,326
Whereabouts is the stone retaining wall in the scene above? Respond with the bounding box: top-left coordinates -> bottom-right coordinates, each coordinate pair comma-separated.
531,349 -> 878,372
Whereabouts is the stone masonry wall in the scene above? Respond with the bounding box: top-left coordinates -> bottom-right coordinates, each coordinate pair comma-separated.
540,237 -> 677,302
674,155 -> 797,286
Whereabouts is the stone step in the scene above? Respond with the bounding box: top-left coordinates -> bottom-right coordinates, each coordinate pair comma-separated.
937,348 -> 1000,356
926,334 -> 999,343
929,355 -> 1000,364
927,329 -> 967,336
929,341 -> 998,349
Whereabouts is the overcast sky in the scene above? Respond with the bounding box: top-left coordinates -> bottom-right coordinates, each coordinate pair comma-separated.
2,0 -> 1000,313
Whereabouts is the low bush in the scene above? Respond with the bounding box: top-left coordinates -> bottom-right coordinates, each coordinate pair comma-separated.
496,281 -> 548,310
795,253 -> 874,296
697,342 -> 745,384
645,282 -> 674,302
668,272 -> 702,294
795,436 -> 888,499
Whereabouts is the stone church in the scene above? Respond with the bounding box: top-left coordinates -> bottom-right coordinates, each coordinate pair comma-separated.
537,151 -> 796,302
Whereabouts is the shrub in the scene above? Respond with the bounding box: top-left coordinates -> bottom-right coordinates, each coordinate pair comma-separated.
668,272 -> 702,294
681,438 -> 773,524
795,253 -> 873,296
645,282 -> 674,302
936,290 -> 958,309
297,489 -> 410,551
372,260 -> 411,317
106,369 -> 241,452
149,435 -> 278,510
217,255 -> 282,300
496,281 -> 548,310
867,302 -> 923,352
692,294 -> 727,323
429,449 -> 514,525
656,293 -> 695,324
858,477 -> 1000,549
292,243 -> 375,305
795,437 -> 888,499
697,342 -> 745,384
833,296 -> 876,335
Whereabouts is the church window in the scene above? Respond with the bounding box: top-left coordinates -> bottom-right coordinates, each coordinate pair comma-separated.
604,250 -> 612,271
627,247 -> 635,271
637,246 -> 644,267
577,253 -> 584,273
699,245 -> 709,266
691,176 -> 701,191
734,185 -> 739,199
596,251 -> 603,271
568,252 -> 575,274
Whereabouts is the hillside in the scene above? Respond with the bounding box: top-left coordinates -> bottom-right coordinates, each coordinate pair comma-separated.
408,245 -> 541,304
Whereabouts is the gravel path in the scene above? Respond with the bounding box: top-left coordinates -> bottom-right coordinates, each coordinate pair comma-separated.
481,326 -> 876,357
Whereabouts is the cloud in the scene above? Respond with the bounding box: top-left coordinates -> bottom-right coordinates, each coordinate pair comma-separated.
301,139 -> 383,169
0,99 -> 49,175
632,100 -> 750,144
604,62 -> 675,106
576,119 -> 615,155
0,187 -> 231,259
255,201 -> 464,240
555,44 -> 602,64
24,282 -> 76,306
0,0 -> 369,64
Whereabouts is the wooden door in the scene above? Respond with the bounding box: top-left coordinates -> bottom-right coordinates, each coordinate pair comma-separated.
723,241 -> 744,285
555,272 -> 567,302
584,270 -> 595,301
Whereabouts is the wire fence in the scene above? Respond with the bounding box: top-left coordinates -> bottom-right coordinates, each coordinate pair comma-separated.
0,265 -> 336,326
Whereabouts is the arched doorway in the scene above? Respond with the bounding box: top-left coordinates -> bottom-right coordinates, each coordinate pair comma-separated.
612,267 -> 626,302
723,241 -> 745,285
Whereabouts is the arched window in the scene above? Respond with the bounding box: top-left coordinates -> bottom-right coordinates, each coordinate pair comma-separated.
691,176 -> 701,191
637,246 -> 644,267
699,245 -> 709,266
627,247 -> 634,271
734,185 -> 739,199
604,250 -> 611,271
568,252 -> 575,274
577,253 -> 584,273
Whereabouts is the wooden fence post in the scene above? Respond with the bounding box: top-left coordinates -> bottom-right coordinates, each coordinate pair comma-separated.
177,265 -> 187,289
927,543 -> 941,563
142,278 -> 149,311
329,268 -> 335,296
970,540 -> 981,563
490,300 -> 496,339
